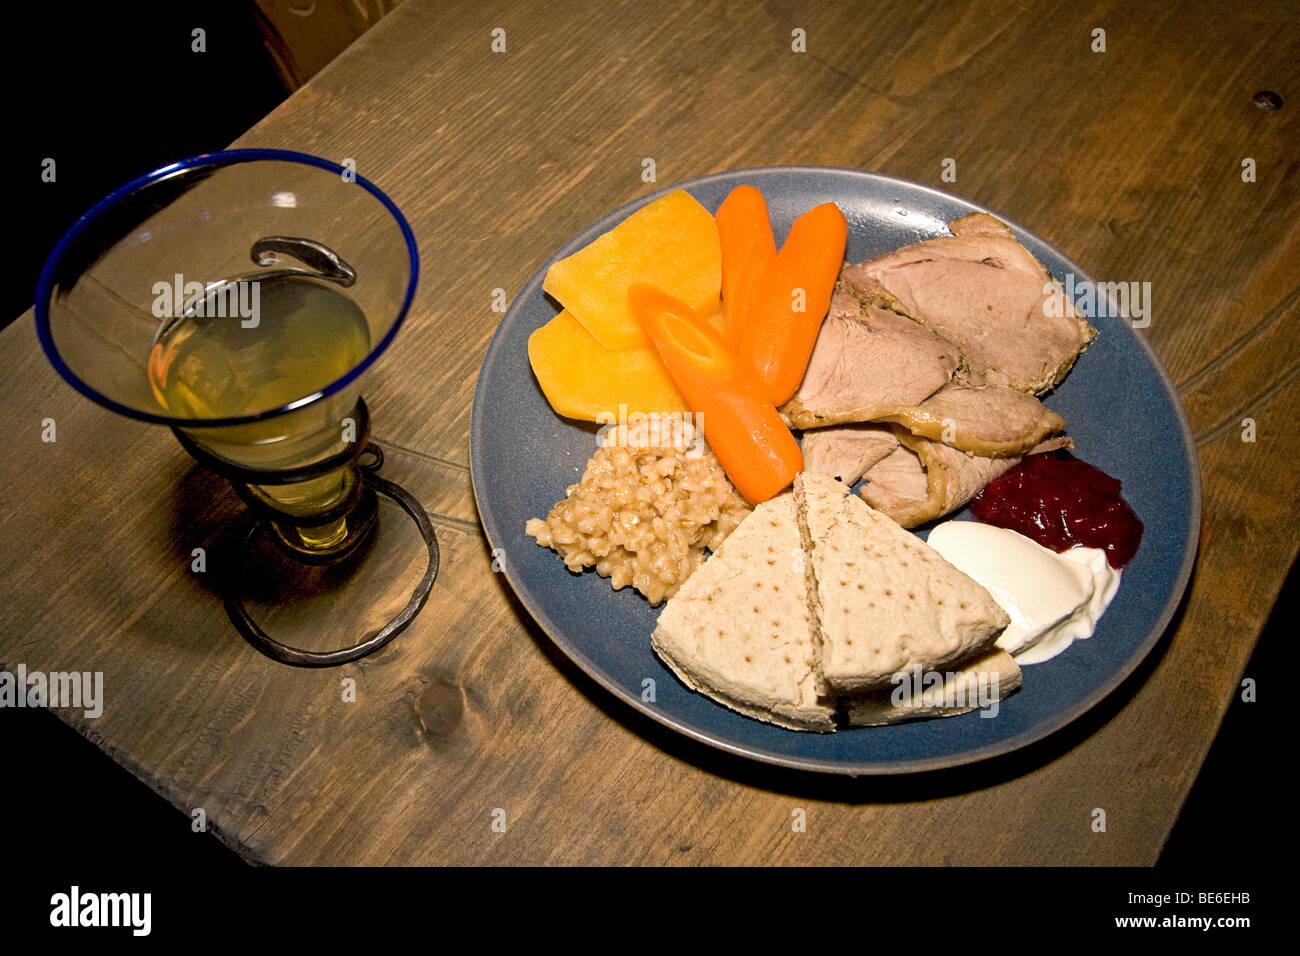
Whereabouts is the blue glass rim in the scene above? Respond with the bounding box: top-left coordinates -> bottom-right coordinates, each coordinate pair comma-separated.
33,147 -> 420,429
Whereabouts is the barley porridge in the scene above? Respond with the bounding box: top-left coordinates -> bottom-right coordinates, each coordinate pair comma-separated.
525,418 -> 750,605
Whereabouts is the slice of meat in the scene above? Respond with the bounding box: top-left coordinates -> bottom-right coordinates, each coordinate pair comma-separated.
792,378 -> 1065,458
879,380 -> 1066,457
841,212 -> 1097,395
781,290 -> 958,428
783,281 -> 1066,455
856,443 -> 934,526
800,423 -> 899,486
860,432 -> 1073,528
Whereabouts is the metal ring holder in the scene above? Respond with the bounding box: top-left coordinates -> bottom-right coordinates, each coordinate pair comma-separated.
174,399 -> 440,667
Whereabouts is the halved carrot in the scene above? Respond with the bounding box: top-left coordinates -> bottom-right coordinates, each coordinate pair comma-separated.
737,202 -> 848,406
627,283 -> 802,505
715,185 -> 776,352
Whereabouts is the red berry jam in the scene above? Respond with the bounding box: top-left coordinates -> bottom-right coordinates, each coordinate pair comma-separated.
970,450 -> 1143,568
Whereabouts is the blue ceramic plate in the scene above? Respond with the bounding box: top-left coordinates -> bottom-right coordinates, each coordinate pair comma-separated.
470,167 -> 1200,775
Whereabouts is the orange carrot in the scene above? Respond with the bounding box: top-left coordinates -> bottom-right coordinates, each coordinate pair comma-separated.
627,283 -> 802,505
737,202 -> 848,406
715,185 -> 776,352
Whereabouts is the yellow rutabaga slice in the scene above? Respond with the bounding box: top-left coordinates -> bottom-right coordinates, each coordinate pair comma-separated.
527,310 -> 689,421
543,189 -> 722,350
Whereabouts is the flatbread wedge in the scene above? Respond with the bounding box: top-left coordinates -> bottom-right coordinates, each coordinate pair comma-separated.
842,646 -> 1022,726
651,492 -> 836,731
795,472 -> 1010,693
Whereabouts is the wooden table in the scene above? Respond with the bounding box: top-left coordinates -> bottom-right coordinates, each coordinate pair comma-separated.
2,0 -> 1296,866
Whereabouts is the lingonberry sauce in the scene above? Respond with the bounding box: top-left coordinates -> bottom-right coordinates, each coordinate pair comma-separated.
970,450 -> 1143,568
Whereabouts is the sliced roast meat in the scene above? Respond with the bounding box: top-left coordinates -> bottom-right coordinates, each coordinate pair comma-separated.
781,291 -> 958,428
859,432 -> 1073,528
800,423 -> 899,486
855,443 -> 934,526
840,212 -> 1097,395
878,380 -> 1066,457
792,377 -> 1064,458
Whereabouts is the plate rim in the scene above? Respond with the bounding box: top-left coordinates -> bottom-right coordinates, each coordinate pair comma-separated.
469,165 -> 1202,776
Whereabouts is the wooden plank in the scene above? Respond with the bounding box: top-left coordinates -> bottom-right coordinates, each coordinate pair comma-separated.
1,0 -> 1296,865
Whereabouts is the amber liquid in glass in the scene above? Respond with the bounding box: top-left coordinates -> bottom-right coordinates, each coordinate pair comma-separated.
148,276 -> 373,554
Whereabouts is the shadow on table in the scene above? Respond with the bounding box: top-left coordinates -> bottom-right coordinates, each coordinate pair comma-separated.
489,535 -> 1199,804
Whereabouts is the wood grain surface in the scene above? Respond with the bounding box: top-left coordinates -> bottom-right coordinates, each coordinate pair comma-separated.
2,0 -> 1297,865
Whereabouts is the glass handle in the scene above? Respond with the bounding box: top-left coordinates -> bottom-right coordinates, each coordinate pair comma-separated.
250,236 -> 357,286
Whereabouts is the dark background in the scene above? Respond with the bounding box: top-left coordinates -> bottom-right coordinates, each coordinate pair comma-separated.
5,2 -> 284,327
1,2 -> 1285,873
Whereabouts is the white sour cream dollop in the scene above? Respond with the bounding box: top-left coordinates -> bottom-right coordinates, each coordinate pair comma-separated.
925,521 -> 1121,665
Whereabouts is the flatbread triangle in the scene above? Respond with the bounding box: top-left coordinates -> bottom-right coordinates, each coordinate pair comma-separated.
796,472 -> 1010,693
651,475 -> 1015,730
651,492 -> 836,731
